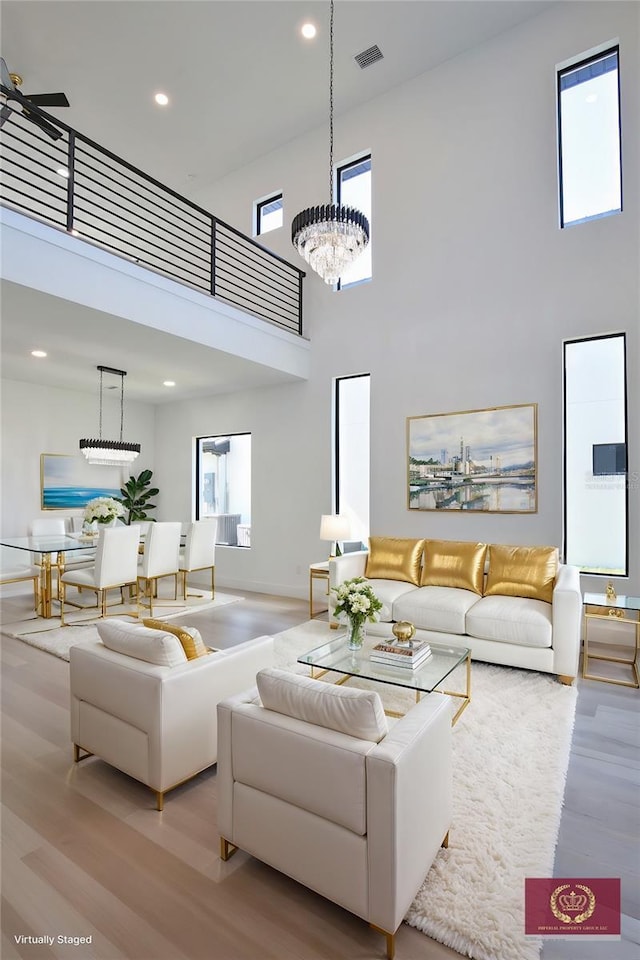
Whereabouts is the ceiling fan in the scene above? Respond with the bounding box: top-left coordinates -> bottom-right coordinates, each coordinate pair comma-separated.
0,57 -> 69,140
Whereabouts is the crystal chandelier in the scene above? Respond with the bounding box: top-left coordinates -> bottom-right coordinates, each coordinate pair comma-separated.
291,0 -> 369,285
79,365 -> 141,466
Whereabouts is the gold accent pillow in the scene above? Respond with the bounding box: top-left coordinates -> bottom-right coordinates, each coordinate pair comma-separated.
421,539 -> 487,595
365,537 -> 424,585
142,618 -> 209,660
484,545 -> 558,603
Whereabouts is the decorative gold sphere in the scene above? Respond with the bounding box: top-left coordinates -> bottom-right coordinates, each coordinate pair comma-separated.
392,620 -> 416,644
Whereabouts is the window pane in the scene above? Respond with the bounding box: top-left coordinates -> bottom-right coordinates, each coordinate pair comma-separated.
257,195 -> 283,235
336,374 -> 370,545
337,157 -> 371,288
197,433 -> 251,546
564,334 -> 627,575
559,49 -> 621,227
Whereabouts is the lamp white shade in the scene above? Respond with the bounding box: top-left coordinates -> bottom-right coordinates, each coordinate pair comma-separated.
319,514 -> 351,542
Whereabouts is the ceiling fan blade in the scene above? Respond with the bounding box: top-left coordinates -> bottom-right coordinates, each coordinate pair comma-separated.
0,57 -> 14,91
26,92 -> 70,108
23,107 -> 63,140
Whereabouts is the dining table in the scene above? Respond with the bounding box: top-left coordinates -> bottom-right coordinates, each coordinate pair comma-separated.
0,533 -> 99,618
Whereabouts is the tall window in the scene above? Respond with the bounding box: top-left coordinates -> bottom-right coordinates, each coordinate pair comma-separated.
564,334 -> 628,575
255,193 -> 283,236
335,374 -> 370,545
196,433 -> 251,547
337,155 -> 371,288
558,46 -> 622,227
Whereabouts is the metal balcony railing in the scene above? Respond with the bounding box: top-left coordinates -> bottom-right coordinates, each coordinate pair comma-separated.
0,91 -> 305,334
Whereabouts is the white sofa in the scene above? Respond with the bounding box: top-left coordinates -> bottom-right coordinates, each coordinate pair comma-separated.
330,540 -> 582,684
70,619 -> 275,809
218,668 -> 452,959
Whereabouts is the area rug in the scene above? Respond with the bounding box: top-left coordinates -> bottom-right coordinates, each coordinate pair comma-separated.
273,620 -> 578,960
3,592 -> 241,660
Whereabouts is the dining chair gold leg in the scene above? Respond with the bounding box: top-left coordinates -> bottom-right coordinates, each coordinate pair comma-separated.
211,566 -> 215,598
60,581 -> 66,625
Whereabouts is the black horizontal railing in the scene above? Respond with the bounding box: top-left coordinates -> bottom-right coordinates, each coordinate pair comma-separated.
0,90 -> 304,334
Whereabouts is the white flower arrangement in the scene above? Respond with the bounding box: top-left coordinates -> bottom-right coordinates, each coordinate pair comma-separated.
83,496 -> 124,524
332,576 -> 383,630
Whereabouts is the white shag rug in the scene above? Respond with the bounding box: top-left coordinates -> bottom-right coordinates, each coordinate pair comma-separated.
3,592 -> 241,660
273,620 -> 578,960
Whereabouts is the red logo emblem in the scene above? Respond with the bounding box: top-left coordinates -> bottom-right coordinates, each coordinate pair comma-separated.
525,878 -> 620,938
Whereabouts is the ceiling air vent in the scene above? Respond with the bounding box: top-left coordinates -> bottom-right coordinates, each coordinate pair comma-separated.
354,45 -> 384,69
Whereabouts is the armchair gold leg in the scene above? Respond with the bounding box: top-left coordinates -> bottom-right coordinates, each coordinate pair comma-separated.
558,674 -> 574,685
442,830 -> 449,848
220,837 -> 238,861
155,790 -> 164,812
370,924 -> 395,960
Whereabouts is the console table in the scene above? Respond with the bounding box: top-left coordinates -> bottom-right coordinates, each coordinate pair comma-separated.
308,561 -> 330,619
583,592 -> 639,688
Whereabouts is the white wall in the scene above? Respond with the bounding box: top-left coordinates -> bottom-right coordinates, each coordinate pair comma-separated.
1,379 -> 157,537
167,1 -> 639,596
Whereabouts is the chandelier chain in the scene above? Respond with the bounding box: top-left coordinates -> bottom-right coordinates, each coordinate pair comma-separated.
98,366 -> 103,439
119,372 -> 124,441
328,0 -> 334,202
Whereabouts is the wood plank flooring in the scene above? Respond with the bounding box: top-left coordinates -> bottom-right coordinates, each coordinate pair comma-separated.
2,590 -> 638,960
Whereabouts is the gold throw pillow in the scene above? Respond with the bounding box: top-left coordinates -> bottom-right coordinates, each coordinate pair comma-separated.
484,545 -> 558,603
421,539 -> 487,595
142,618 -> 209,660
365,537 -> 424,586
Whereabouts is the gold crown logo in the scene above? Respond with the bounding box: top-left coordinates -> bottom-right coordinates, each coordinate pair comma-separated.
550,884 -> 596,924
558,890 -> 588,911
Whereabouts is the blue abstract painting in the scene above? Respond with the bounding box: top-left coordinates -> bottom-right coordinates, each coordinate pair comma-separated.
41,454 -> 124,510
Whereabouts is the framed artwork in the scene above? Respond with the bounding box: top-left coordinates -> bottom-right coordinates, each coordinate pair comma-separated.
407,403 -> 537,513
40,454 -> 124,510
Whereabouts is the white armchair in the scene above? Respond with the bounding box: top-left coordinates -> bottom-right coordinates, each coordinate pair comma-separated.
218,668 -> 452,959
70,621 -> 275,810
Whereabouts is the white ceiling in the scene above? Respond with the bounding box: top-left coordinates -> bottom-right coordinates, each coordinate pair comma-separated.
0,0 -> 553,402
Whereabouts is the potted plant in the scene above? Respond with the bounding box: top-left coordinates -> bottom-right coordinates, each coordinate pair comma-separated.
116,469 -> 159,525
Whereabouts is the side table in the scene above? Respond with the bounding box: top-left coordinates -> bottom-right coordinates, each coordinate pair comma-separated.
309,561 -> 330,619
583,592 -> 640,688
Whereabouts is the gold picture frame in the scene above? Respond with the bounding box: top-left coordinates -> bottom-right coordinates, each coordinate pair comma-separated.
407,403 -> 537,513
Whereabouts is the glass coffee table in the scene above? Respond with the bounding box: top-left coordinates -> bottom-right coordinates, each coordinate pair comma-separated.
298,632 -> 471,725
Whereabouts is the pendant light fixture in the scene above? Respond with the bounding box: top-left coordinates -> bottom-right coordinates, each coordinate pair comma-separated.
291,0 -> 369,285
79,365 -> 141,466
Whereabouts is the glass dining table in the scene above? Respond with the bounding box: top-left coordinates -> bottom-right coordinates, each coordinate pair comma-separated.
0,534 -> 99,617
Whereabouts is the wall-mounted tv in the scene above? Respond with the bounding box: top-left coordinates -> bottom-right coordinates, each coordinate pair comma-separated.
592,443 -> 627,476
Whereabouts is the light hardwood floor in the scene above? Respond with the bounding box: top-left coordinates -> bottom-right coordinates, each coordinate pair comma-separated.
1,590 -> 638,960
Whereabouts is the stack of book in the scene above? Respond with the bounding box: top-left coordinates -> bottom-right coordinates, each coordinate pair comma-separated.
370,639 -> 432,670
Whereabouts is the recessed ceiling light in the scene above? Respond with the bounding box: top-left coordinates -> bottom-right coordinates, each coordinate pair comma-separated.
155,92 -> 169,106
31,350 -> 47,358
163,380 -> 176,387
57,167 -> 69,178
301,23 -> 316,39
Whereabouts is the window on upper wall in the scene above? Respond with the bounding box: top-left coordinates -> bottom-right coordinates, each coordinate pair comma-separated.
255,193 -> 283,236
557,45 -> 622,228
195,433 -> 251,547
335,374 -> 370,547
563,333 -> 628,576
337,155 -> 371,289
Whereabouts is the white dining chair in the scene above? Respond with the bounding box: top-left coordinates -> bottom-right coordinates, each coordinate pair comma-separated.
59,526 -> 141,625
179,519 -> 217,599
137,522 -> 182,617
0,564 -> 40,610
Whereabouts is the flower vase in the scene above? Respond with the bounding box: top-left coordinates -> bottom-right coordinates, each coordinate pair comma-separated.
347,620 -> 365,651
82,520 -> 98,536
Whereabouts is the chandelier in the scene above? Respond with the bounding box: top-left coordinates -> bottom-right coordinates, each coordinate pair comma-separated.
291,0 -> 369,285
79,365 -> 141,466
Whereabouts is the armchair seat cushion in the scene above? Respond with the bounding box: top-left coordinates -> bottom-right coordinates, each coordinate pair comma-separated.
394,585 -> 481,635
465,595 -> 552,648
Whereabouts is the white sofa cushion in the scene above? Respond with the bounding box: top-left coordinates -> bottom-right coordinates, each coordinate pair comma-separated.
393,585 -> 481,635
360,578 -> 417,622
96,618 -> 189,666
465,595 -> 553,648
256,668 -> 388,742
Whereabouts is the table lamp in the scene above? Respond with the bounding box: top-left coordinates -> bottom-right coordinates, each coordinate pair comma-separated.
320,514 -> 351,559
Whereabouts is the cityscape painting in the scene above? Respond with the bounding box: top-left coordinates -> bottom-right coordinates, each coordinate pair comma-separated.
407,403 -> 537,513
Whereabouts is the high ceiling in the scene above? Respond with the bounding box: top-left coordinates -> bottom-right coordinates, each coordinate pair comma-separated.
1,0 -> 553,402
